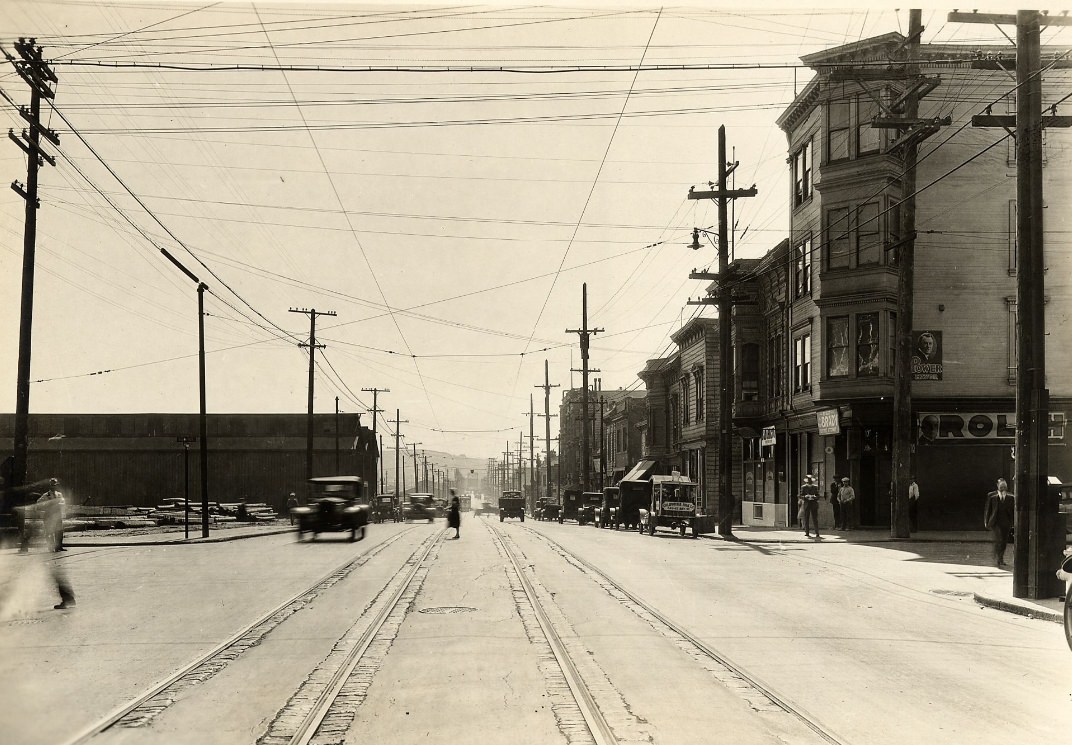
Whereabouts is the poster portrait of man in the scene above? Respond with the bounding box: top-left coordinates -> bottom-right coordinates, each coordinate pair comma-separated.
911,330 -> 943,380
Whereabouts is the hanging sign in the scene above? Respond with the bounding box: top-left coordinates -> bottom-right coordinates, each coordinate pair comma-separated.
816,409 -> 841,435
761,426 -> 777,446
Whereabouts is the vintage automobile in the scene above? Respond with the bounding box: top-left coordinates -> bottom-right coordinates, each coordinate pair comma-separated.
557,490 -> 582,523
577,492 -> 602,526
637,471 -> 701,538
292,476 -> 370,542
403,493 -> 436,522
617,481 -> 645,531
499,490 -> 525,522
597,486 -> 620,529
540,502 -> 561,521
372,496 -> 399,523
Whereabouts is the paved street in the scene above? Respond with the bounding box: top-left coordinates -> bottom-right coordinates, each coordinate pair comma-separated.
1,518 -> 1067,745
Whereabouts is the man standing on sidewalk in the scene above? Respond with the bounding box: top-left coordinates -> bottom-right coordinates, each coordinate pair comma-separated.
983,477 -> 1015,568
908,477 -> 920,532
800,474 -> 820,538
838,477 -> 856,530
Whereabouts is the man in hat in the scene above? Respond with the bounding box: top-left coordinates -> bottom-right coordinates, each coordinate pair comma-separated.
837,477 -> 856,530
983,477 -> 1015,568
287,492 -> 299,525
800,474 -> 821,538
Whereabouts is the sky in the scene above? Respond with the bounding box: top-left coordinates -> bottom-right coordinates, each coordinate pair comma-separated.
0,1 -> 1041,461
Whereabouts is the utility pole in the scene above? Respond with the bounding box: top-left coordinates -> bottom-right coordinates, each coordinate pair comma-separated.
334,396 -> 340,473
536,359 -> 560,501
688,125 -> 757,537
289,308 -> 336,484
379,435 -> 385,496
870,9 -> 948,539
598,394 -> 606,490
411,442 -> 422,495
567,284 -> 603,493
423,453 -> 430,492
951,9 -> 1072,599
5,38 -> 57,491
393,409 -> 408,507
362,387 -> 389,501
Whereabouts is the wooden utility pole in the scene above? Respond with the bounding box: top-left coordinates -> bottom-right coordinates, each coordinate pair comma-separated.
289,307 -> 336,483
393,409 -> 407,505
411,442 -> 422,496
871,9 -> 947,539
334,396 -> 340,473
535,359 -> 560,501
362,387 -> 389,500
949,8 -> 1071,600
687,125 -> 757,537
567,284 -> 603,493
4,38 -> 57,491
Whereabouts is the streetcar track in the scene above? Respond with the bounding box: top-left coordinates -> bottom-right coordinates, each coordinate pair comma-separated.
486,519 -> 655,745
261,529 -> 445,745
518,523 -> 849,745
61,528 -> 416,745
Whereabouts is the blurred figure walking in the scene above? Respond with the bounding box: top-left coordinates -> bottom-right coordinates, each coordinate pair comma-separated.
447,495 -> 461,539
38,478 -> 65,551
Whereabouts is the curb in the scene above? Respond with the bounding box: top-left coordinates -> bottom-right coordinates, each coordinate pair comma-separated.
973,592 -> 1064,624
64,526 -> 296,547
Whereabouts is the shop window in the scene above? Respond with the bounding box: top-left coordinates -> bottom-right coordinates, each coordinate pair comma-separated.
827,316 -> 849,377
681,377 -> 690,425
856,313 -> 880,377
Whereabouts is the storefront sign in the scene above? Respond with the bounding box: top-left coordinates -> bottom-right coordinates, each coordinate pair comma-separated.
816,409 -> 841,435
918,412 -> 1066,441
761,426 -> 777,446
911,329 -> 943,381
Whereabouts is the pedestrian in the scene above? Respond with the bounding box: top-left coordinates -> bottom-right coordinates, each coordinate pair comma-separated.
830,477 -> 842,530
983,477 -> 1015,568
287,492 -> 298,525
800,474 -> 821,538
37,478 -> 66,552
838,477 -> 856,530
447,495 -> 461,539
908,476 -> 920,532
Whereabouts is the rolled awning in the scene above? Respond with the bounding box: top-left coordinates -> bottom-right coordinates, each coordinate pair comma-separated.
621,459 -> 657,482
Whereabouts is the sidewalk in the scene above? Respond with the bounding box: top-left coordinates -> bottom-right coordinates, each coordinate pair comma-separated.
704,525 -> 1067,625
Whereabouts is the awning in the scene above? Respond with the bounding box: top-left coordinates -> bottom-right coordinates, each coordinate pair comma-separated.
621,459 -> 657,482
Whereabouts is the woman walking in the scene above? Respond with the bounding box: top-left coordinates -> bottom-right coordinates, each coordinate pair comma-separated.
448,495 -> 461,539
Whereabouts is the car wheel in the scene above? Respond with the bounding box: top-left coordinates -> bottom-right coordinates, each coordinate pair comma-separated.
648,520 -> 655,536
1065,591 -> 1072,653
521,515 -> 525,522
500,515 -> 504,522
350,526 -> 357,542
679,522 -> 686,537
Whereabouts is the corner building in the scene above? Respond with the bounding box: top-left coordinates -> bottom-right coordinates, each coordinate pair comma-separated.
728,33 -> 1071,529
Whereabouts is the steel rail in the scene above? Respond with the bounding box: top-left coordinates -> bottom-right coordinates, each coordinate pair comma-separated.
526,526 -> 849,745
286,529 -> 444,745
490,522 -> 618,745
61,529 -> 413,745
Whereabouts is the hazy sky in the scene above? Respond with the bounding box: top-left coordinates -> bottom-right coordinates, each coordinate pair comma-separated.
0,2 -> 1034,459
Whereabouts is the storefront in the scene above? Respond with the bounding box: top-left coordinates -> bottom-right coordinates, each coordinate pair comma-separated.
913,405 -> 1070,530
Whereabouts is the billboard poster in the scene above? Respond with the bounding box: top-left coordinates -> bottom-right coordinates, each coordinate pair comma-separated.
911,329 -> 943,381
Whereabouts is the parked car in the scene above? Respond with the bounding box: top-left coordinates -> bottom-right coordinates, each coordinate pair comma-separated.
577,492 -> 602,526
540,502 -> 561,521
403,493 -> 435,522
292,476 -> 370,542
597,486 -> 620,528
637,471 -> 702,538
372,496 -> 399,523
557,490 -> 582,523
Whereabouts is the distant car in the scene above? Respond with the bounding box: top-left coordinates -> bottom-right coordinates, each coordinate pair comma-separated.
292,476 -> 370,542
372,496 -> 399,523
540,502 -> 561,521
403,493 -> 435,522
577,492 -> 602,526
499,490 -> 525,522
598,487 -> 620,528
